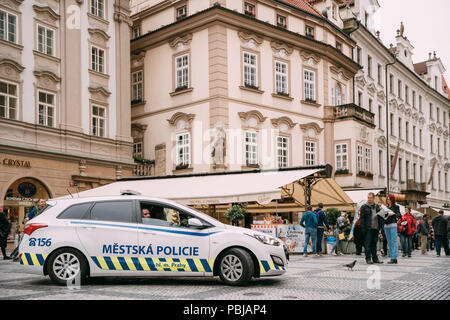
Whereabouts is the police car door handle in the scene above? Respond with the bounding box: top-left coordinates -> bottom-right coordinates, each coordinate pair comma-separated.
81,226 -> 97,230
141,230 -> 156,235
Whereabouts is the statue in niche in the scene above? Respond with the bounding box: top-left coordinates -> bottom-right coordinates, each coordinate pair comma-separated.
211,122 -> 226,166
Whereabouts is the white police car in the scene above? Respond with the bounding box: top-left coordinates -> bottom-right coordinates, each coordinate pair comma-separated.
19,194 -> 288,286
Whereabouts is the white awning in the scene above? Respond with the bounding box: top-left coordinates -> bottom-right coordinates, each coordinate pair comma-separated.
431,207 -> 450,216
344,189 -> 384,204
63,168 -> 321,205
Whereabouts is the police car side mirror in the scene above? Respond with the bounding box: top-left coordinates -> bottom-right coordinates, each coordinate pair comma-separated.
188,218 -> 205,228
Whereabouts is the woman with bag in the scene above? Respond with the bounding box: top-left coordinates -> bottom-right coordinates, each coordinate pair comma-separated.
331,212 -> 349,255
398,207 -> 416,258
384,194 -> 402,264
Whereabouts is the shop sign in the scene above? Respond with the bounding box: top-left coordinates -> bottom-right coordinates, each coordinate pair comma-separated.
5,196 -> 39,203
1,158 -> 31,168
276,225 -> 308,253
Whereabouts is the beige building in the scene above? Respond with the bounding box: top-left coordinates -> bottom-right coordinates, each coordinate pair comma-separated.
0,0 -> 134,228
130,0 -> 377,196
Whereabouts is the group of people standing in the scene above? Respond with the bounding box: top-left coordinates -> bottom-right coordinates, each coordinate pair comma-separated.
300,194 -> 450,262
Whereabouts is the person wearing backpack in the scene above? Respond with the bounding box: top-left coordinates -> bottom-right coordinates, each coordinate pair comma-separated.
314,203 -> 330,256
300,205 -> 318,257
398,207 -> 416,258
331,212 -> 349,256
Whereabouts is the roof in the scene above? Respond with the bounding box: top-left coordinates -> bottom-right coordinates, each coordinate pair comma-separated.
442,76 -> 450,99
413,61 -> 428,75
279,0 -> 325,18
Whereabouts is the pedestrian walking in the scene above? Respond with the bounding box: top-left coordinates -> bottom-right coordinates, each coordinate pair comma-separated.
427,223 -> 434,252
314,203 -> 329,256
0,204 -> 11,260
417,215 -> 430,255
382,194 -> 402,264
26,199 -> 47,223
331,212 -> 349,256
300,205 -> 318,257
352,209 -> 364,255
398,207 -> 416,258
431,210 -> 449,257
360,192 -> 383,264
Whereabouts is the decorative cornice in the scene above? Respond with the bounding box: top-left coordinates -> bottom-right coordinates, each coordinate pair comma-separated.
270,40 -> 293,57
330,65 -> 352,81
377,90 -> 386,102
0,59 -> 25,73
88,28 -> 111,41
169,33 -> 193,49
355,74 -> 367,88
389,98 -> 398,109
167,112 -> 195,126
428,123 -> 436,133
377,135 -> 387,149
270,116 -> 296,129
237,30 -> 263,46
34,70 -> 60,82
366,82 -> 377,95
238,110 -> 267,123
299,122 -> 323,134
32,4 -> 60,21
88,86 -> 111,97
300,50 -> 321,65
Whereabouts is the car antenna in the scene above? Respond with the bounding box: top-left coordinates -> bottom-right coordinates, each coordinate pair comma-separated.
76,187 -> 81,198
67,188 -> 74,198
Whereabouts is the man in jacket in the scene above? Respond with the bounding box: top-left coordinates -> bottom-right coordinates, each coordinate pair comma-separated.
431,210 -> 449,256
314,203 -> 329,256
0,204 -> 11,260
359,192 -> 383,264
300,205 -> 318,257
417,215 -> 430,255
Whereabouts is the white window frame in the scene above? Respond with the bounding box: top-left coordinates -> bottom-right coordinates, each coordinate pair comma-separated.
176,132 -> 190,167
37,24 -> 55,56
133,141 -> 143,158
357,145 -> 364,172
244,2 -> 255,16
132,25 -> 140,39
335,143 -> 348,170
305,140 -> 316,166
276,136 -> 289,168
275,60 -> 288,95
131,70 -> 143,102
175,53 -> 189,89
276,14 -> 286,28
305,25 -> 314,39
91,105 -> 106,137
243,51 -> 258,88
91,46 -> 105,73
365,147 -> 371,172
304,69 -> 315,102
245,130 -> 258,166
0,9 -> 17,43
90,0 -> 105,19
38,90 -> 55,127
176,5 -> 187,20
0,80 -> 18,120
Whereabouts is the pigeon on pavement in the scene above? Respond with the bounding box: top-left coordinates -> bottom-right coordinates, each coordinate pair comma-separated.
344,260 -> 357,270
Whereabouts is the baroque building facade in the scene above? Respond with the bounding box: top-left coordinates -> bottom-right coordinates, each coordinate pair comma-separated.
0,0 -> 134,226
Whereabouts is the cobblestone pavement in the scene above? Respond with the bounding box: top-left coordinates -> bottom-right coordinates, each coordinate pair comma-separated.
0,250 -> 449,300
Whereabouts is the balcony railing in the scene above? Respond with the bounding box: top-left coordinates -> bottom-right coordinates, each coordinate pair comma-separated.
406,179 -> 426,192
327,103 -> 375,127
134,162 -> 155,177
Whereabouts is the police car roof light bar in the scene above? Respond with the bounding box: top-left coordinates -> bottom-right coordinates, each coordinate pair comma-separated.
120,189 -> 142,196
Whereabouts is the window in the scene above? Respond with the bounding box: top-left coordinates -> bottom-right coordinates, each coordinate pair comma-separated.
336,41 -> 342,52
419,95 -> 422,112
413,125 -> 416,146
438,171 -> 441,190
364,11 -> 369,27
91,46 -> 105,73
38,91 -> 55,127
445,172 -> 448,192
430,134 -> 434,153
419,129 -> 422,148
244,3 -> 255,17
175,53 -> 189,90
133,141 -> 142,158
176,132 -> 190,168
356,47 -> 361,64
445,140 -> 448,158
0,9 -> 17,43
243,51 -> 257,88
377,64 -> 382,85
57,203 -> 92,220
276,136 -> 289,168
420,165 -> 423,183
132,25 -> 141,39
398,157 -> 402,182
405,121 -> 409,143
335,143 -> 348,170
131,70 -> 143,102
390,113 -> 394,136
245,131 -> 258,166
398,79 -> 402,98
90,201 -> 134,223
379,150 -> 383,176
365,147 -> 371,172
368,98 -> 373,113
332,4 -> 337,19
357,145 -> 364,172
0,80 -> 17,119
435,76 -> 438,91
358,91 -> 362,107
437,107 -> 440,123
437,137 -> 440,156
398,117 -> 402,140
92,105 -> 106,137
378,105 -> 383,129
276,15 -> 286,28
367,55 -> 372,78
412,91 -> 416,108
37,25 -> 54,56
444,111 -> 447,127
389,74 -> 394,94
275,60 -> 288,95
176,5 -> 187,20
90,0 -> 105,19
139,203 -> 209,229
429,103 -> 433,119
305,141 -> 316,165
413,163 -> 417,182
406,160 -> 410,180
305,25 -> 314,39
405,85 -> 409,104
304,70 -> 315,102
332,83 -> 344,106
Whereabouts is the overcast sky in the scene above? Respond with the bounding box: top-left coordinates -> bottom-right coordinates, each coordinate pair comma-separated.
374,0 -> 450,80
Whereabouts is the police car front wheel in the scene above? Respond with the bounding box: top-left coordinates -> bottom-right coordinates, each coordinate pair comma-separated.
218,248 -> 254,286
47,248 -> 88,286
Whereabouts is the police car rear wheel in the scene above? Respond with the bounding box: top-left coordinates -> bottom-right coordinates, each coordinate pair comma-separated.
218,248 -> 254,286
47,248 -> 87,286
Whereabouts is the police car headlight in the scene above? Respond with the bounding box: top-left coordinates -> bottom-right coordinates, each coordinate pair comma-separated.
245,233 -> 280,246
